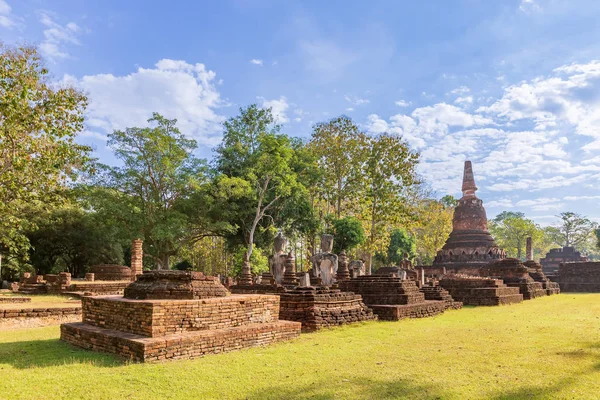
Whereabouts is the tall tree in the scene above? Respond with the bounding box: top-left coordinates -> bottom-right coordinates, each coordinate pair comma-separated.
358,133 -> 420,273
410,198 -> 453,265
332,216 -> 365,255
308,116 -> 367,218
88,113 -> 212,269
384,228 -> 416,265
555,212 -> 597,248
489,212 -> 541,260
214,104 -> 304,261
0,44 -> 90,269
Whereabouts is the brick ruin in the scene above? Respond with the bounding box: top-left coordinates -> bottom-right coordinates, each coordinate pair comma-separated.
541,247 -> 589,276
523,260 -> 560,295
339,275 -> 448,320
15,239 -> 145,297
439,275 -> 523,306
422,161 -> 559,304
61,270 -> 301,362
231,249 -> 377,331
279,287 -> 376,332
558,262 -> 600,292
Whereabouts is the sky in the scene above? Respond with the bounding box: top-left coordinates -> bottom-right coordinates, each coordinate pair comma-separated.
2,0 -> 600,226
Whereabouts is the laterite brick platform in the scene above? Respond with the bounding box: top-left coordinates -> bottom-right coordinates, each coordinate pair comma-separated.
339,276 -> 446,321
61,271 -> 300,362
279,287 -> 376,332
439,275 -> 523,306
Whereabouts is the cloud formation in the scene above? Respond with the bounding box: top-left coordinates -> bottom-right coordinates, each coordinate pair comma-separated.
38,11 -> 83,61
64,59 -> 225,146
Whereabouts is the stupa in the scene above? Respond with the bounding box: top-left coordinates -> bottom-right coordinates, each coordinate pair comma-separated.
433,161 -> 505,274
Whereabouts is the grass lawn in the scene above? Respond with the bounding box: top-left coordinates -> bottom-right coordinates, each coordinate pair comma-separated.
0,294 -> 598,400
0,294 -> 80,310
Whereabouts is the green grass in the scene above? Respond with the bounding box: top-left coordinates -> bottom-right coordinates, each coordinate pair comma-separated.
0,294 -> 599,400
0,294 -> 80,309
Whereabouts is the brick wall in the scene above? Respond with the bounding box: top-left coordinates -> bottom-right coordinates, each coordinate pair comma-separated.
559,262 -> 600,292
82,294 -> 281,337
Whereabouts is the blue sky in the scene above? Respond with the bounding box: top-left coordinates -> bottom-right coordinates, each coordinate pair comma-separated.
2,0 -> 600,226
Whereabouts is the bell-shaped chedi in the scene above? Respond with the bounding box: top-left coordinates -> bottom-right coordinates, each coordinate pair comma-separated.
433,161 -> 506,272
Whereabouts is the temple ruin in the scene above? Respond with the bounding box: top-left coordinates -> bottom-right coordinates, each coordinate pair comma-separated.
61,270 -> 301,362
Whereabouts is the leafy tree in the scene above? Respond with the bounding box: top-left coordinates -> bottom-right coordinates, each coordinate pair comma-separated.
489,212 -> 541,259
28,208 -> 123,277
332,216 -> 365,254
440,195 -> 457,208
384,228 -> 416,265
0,44 -> 90,268
596,229 -> 600,250
410,198 -> 453,264
358,133 -> 420,273
555,212 -> 597,248
214,104 -> 304,261
88,113 -> 215,269
308,116 -> 367,218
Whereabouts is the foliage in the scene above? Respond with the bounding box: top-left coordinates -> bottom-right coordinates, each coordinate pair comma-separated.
382,228 -> 416,265
230,245 -> 269,277
27,208 -> 123,277
489,212 -> 542,259
308,115 -> 367,218
173,260 -> 193,271
214,104 -> 304,260
410,198 -> 453,264
555,212 -> 597,248
358,133 -> 420,272
331,216 -> 365,254
87,113 -> 217,269
440,195 -> 457,208
0,44 -> 90,269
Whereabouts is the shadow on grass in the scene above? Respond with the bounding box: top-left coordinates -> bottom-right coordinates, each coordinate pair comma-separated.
0,338 -> 121,369
245,376 -> 448,400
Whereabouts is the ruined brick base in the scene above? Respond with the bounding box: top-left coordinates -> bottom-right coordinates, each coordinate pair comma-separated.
67,281 -> 131,296
370,301 -> 446,321
230,284 -> 285,295
0,307 -> 81,319
61,320 -> 299,362
559,262 -> 600,293
279,287 -> 376,332
559,283 -> 600,292
61,294 -> 301,362
420,285 -> 463,310
0,297 -> 31,304
505,281 -> 547,300
439,276 -> 523,306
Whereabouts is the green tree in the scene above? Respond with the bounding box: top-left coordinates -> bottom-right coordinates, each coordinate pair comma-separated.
358,133 -> 420,273
28,208 -> 123,277
489,212 -> 541,260
332,216 -> 365,254
214,104 -> 304,261
308,116 -> 367,218
410,198 -> 453,265
88,113 -> 213,269
440,195 -> 457,208
555,212 -> 597,248
0,44 -> 90,267
384,228 -> 416,265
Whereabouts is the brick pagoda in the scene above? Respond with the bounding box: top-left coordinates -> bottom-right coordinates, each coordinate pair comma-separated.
61,270 -> 300,362
432,161 -> 505,274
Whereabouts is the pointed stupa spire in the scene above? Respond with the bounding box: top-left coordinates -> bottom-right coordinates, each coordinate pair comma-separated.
461,160 -> 478,199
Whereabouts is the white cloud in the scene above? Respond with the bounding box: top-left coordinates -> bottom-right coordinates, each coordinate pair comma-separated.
250,59 -> 263,66
344,95 -> 370,106
455,96 -> 473,105
65,59 -> 225,146
346,107 -> 354,112
0,0 -> 19,29
259,96 -> 289,124
37,11 -> 83,61
395,100 -> 411,107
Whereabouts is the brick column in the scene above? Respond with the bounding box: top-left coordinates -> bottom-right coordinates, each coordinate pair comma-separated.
336,250 -> 350,281
526,237 -> 533,261
131,239 -> 143,281
282,252 -> 298,286
239,253 -> 253,285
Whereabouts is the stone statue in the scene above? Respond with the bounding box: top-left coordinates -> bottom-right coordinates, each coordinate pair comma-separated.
348,260 -> 366,278
266,232 -> 288,284
310,234 -> 338,286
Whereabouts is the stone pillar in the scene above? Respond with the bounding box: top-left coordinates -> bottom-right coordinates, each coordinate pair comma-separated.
239,253 -> 253,285
282,252 -> 298,286
336,250 -> 350,281
131,239 -> 143,281
59,272 -> 71,287
420,267 -> 425,286
85,273 -> 95,282
526,237 -> 533,261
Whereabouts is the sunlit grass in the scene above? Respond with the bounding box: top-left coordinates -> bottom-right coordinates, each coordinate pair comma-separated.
0,294 -> 598,399
0,294 -> 80,310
